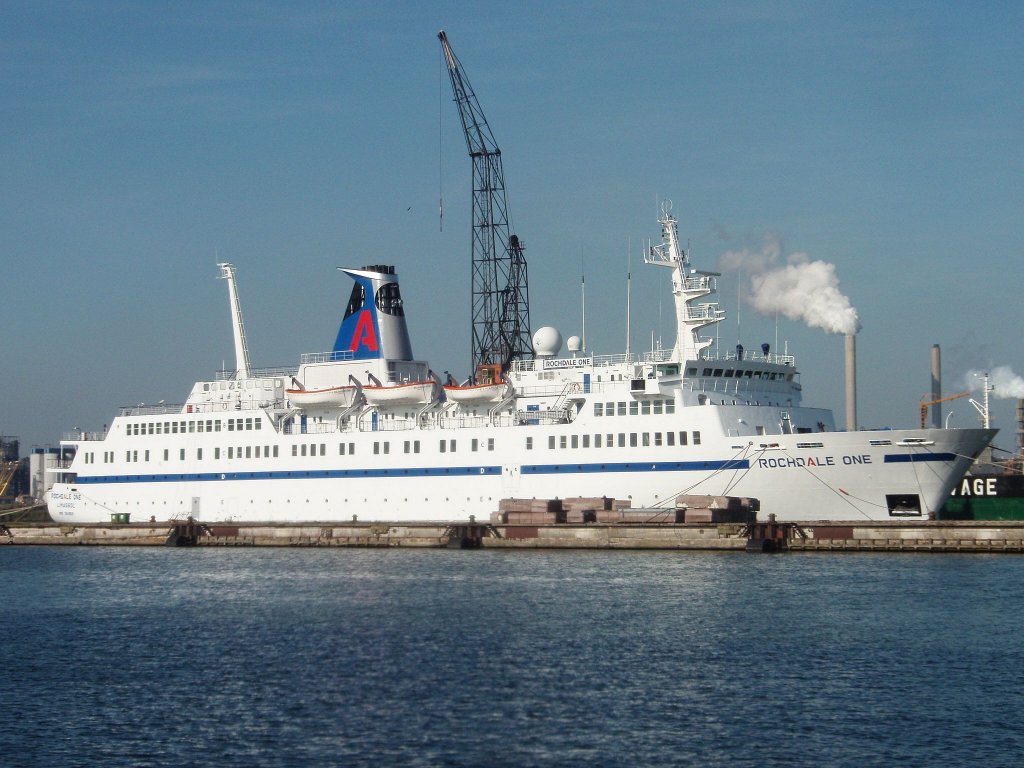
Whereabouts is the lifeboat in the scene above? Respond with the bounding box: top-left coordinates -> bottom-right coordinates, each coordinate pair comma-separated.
443,362 -> 505,403
286,385 -> 357,408
363,380 -> 435,406
443,382 -> 506,403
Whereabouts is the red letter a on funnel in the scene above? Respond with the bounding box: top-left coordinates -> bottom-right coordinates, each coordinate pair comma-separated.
350,310 -> 378,353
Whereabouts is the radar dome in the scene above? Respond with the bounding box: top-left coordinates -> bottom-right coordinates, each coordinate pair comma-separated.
567,335 -> 582,353
532,326 -> 562,357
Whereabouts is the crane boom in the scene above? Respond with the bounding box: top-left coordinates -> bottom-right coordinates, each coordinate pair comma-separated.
920,391 -> 970,428
438,30 -> 532,373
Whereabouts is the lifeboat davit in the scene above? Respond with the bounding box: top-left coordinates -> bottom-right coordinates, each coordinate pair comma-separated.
286,385 -> 357,408
363,380 -> 435,406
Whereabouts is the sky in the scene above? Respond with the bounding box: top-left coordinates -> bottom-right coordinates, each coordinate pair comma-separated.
3,1 -> 1022,456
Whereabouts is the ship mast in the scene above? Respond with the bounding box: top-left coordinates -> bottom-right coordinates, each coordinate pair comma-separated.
644,201 -> 724,361
438,30 -> 532,372
218,262 -> 251,380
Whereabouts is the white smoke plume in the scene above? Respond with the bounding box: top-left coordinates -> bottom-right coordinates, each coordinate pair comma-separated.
720,234 -> 861,335
964,366 -> 1024,399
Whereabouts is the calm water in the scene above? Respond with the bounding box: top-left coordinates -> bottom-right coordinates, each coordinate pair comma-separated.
2,547 -> 1023,767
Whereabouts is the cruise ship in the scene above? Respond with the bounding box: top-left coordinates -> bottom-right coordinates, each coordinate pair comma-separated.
47,205 -> 994,524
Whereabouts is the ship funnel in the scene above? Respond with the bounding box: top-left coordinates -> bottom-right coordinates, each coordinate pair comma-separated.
332,265 -> 413,361
845,334 -> 857,431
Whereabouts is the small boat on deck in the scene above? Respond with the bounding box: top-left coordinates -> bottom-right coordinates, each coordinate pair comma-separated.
363,380 -> 435,405
286,385 -> 357,408
443,363 -> 506,403
443,382 -> 506,403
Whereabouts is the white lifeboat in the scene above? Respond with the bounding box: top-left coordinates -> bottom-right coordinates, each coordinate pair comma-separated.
363,380 -> 435,406
443,382 -> 506,403
286,385 -> 357,408
443,363 -> 505,404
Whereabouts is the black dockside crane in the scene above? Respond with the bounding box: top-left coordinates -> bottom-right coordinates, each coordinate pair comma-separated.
438,30 -> 533,375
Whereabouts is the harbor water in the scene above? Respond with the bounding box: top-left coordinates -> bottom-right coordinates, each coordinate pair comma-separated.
3,548 -> 1023,767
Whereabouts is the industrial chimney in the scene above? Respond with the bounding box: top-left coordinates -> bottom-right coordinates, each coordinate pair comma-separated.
930,344 -> 942,429
845,334 -> 857,431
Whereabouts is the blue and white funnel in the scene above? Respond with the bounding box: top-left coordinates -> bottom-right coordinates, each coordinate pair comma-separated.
332,265 -> 414,361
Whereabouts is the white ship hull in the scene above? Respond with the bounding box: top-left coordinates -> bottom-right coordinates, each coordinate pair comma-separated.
48,212 -> 994,526
46,403 -> 992,524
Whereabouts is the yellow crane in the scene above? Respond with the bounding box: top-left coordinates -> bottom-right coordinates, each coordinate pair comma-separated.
920,391 -> 970,428
0,461 -> 17,498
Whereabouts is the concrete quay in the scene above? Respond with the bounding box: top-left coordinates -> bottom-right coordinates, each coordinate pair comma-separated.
3,518 -> 1024,553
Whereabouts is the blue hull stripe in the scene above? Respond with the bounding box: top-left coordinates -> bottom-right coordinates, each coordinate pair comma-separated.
883,453 -> 957,464
71,458 -> 751,485
522,460 -> 750,475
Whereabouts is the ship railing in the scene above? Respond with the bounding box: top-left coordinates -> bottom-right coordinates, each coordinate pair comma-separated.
686,305 -> 726,322
284,421 -> 341,436
702,350 -> 796,366
118,400 -> 284,417
60,431 -> 106,442
299,351 -> 356,365
512,352 -> 679,372
215,365 -> 299,381
118,403 -> 187,416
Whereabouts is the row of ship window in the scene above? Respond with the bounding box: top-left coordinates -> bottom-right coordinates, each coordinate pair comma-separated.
529,431 -> 701,449
125,417 -> 262,436
90,430 -> 704,465
594,399 -> 675,417
698,368 -> 791,380
95,436 -> 501,464
118,446 -> 282,463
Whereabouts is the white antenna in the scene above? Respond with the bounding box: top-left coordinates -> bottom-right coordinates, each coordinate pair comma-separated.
626,236 -> 632,360
218,262 -> 251,380
737,266 -> 742,347
580,246 -> 587,352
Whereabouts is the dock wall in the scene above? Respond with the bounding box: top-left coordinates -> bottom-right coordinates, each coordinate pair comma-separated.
4,520 -> 1024,553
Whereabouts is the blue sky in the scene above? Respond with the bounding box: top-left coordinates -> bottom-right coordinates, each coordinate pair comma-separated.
3,1 -> 1022,455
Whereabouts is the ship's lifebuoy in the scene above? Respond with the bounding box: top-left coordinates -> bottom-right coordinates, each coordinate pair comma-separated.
571,383 -> 581,393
